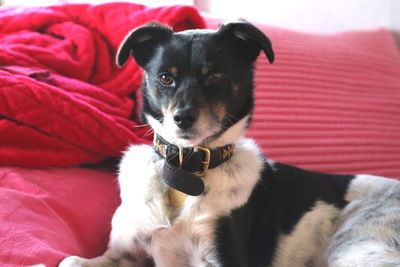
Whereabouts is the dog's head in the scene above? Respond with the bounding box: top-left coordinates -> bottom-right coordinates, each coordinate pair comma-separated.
117,22 -> 274,147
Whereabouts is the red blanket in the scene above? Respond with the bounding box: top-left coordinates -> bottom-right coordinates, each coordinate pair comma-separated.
0,3 -> 205,167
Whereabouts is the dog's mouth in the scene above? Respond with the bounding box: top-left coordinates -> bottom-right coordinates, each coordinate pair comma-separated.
172,124 -> 221,146
145,112 -> 223,147
175,131 -> 196,140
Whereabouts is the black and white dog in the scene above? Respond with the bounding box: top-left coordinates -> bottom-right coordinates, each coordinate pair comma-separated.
60,22 -> 400,267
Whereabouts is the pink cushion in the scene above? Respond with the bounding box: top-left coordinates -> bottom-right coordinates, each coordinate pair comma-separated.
0,167 -> 119,266
207,18 -> 400,178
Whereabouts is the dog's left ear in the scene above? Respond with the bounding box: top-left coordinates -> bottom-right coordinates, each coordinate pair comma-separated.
217,22 -> 274,64
116,22 -> 173,68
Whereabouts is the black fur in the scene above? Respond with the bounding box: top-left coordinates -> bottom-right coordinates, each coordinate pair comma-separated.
215,162 -> 354,266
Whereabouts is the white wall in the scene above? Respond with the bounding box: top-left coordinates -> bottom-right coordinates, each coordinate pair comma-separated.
196,0 -> 400,33
2,0 -> 192,6
3,0 -> 400,33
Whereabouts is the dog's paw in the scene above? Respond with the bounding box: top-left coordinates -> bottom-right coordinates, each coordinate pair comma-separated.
58,256 -> 86,267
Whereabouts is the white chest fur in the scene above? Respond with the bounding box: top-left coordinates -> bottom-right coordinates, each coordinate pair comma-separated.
111,139 -> 264,266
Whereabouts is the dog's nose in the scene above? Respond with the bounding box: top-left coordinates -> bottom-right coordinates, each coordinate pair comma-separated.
173,108 -> 198,130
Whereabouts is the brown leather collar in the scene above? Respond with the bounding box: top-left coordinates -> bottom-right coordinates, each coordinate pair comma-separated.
154,135 -> 235,175
154,135 -> 235,196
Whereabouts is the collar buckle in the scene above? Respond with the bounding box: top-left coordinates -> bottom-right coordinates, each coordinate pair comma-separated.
194,146 -> 211,176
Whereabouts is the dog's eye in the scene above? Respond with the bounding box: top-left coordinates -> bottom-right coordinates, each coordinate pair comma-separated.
208,73 -> 223,83
159,74 -> 175,87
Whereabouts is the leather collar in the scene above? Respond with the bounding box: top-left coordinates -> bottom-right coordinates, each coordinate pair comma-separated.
154,135 -> 235,196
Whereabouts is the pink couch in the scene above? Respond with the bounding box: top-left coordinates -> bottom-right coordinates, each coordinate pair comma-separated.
1,3 -> 400,267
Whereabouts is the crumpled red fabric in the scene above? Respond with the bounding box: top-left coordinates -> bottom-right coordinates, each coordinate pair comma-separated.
0,3 -> 206,167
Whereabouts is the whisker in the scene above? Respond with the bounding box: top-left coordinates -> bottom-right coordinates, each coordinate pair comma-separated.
224,116 -> 234,125
225,112 -> 240,121
143,128 -> 154,138
133,123 -> 150,128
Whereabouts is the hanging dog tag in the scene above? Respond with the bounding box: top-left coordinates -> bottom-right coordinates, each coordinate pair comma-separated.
168,188 -> 187,207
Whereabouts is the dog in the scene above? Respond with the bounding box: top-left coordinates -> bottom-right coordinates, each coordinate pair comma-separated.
59,22 -> 400,267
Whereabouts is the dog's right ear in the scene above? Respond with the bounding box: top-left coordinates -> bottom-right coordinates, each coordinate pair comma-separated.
116,22 -> 173,68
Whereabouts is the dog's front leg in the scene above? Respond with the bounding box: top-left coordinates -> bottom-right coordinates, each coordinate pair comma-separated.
149,226 -> 189,267
59,145 -> 160,267
59,249 -> 151,267
58,254 -> 118,267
